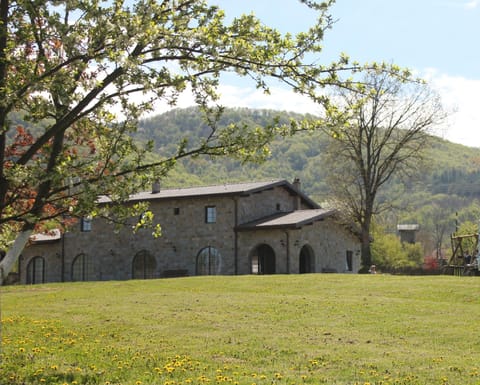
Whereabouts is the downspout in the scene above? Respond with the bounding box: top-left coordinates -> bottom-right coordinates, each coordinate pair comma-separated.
285,231 -> 290,274
233,197 -> 239,275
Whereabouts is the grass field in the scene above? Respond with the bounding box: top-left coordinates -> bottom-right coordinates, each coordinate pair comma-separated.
1,274 -> 479,385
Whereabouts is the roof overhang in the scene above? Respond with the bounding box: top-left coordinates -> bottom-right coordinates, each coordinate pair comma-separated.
236,209 -> 337,231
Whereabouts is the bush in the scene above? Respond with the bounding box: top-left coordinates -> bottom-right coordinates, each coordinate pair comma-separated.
371,229 -> 424,273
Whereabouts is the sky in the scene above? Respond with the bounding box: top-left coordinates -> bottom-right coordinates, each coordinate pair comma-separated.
166,0 -> 480,148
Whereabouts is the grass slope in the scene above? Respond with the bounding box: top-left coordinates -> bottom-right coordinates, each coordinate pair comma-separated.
1,275 -> 479,385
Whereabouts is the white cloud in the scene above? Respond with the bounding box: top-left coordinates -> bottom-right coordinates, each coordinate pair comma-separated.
147,84 -> 321,116
443,0 -> 479,9
216,85 -> 320,114
464,0 -> 478,9
215,76 -> 480,148
425,69 -> 480,148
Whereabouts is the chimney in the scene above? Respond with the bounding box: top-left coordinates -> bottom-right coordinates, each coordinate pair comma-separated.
152,179 -> 161,194
293,177 -> 301,210
293,177 -> 301,190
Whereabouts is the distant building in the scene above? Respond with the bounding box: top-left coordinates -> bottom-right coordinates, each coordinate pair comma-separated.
397,224 -> 420,244
19,179 -> 361,284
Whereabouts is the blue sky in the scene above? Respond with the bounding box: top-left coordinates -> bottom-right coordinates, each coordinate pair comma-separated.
173,1 -> 480,147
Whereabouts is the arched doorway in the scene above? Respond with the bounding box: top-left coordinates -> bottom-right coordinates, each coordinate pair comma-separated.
299,244 -> 315,273
196,246 -> 222,275
132,250 -> 157,279
26,256 -> 45,284
251,244 -> 276,274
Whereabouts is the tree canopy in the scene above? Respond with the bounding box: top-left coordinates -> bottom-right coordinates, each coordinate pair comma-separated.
0,0 -> 385,283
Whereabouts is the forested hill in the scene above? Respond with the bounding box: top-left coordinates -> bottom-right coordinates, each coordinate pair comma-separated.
137,106 -> 480,203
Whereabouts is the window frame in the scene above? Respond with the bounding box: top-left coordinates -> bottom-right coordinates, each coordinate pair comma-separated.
205,206 -> 217,223
132,250 -> 157,279
346,250 -> 353,272
26,256 -> 45,284
196,246 -> 222,275
81,216 -> 92,232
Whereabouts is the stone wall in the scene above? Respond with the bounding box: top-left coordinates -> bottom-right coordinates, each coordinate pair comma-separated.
19,185 -> 360,284
236,218 -> 360,275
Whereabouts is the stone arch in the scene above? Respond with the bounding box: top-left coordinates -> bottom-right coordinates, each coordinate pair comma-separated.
132,250 -> 157,279
26,256 -> 45,284
299,244 -> 315,273
196,246 -> 222,275
71,253 -> 93,282
250,243 -> 276,274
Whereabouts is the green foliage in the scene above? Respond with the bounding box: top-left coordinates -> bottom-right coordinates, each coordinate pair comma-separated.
2,276 -> 480,384
371,232 -> 404,270
141,106 -> 480,257
371,225 -> 425,272
2,0 -> 380,281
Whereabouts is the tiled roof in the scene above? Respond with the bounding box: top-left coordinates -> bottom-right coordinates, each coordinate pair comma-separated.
236,208 -> 337,230
98,179 -> 320,208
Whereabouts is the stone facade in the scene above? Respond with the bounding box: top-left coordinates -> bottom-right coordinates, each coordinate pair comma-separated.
19,180 -> 361,284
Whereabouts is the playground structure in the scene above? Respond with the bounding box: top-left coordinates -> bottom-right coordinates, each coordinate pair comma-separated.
443,232 -> 480,276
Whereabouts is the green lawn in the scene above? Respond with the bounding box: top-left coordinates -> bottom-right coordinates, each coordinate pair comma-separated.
1,274 -> 479,385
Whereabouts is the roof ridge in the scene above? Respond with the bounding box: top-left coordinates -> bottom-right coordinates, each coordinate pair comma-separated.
157,179 -> 285,192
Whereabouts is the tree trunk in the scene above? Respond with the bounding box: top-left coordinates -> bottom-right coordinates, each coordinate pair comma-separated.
0,229 -> 32,285
360,225 -> 372,272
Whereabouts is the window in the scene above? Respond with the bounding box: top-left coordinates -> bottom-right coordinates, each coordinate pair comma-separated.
205,206 -> 216,223
26,256 -> 45,284
71,253 -> 93,281
196,246 -> 222,275
81,217 -> 92,232
276,203 -> 281,211
174,207 -> 180,215
132,250 -> 157,279
346,250 -> 353,272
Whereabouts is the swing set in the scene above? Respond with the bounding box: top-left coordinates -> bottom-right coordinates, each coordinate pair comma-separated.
443,232 -> 480,276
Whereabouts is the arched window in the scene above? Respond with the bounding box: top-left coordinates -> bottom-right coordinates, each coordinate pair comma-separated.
71,253 -> 92,281
132,250 -> 157,279
196,246 -> 221,275
26,256 -> 45,284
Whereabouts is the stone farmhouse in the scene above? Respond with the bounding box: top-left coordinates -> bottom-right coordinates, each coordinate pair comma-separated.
19,179 -> 361,284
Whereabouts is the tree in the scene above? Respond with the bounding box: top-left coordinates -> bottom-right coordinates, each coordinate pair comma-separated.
322,70 -> 445,271
0,0 -> 379,283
